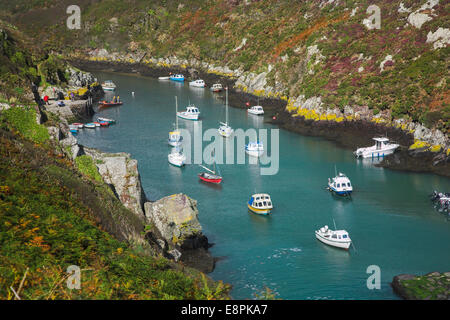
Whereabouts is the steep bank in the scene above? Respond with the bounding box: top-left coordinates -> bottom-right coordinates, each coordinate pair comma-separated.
0,105 -> 229,299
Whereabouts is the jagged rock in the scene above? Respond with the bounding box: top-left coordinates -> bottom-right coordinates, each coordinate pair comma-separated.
426,28 -> 450,49
168,249 -> 182,262
392,272 -> 450,300
144,194 -> 202,245
83,148 -> 146,218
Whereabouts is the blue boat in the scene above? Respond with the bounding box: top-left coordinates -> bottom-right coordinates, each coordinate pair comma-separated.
170,74 -> 185,82
327,172 -> 353,196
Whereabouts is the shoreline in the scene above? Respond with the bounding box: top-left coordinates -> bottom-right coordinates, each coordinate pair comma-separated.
69,58 -> 450,179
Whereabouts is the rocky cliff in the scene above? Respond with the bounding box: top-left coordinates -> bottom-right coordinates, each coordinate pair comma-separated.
392,272 -> 450,300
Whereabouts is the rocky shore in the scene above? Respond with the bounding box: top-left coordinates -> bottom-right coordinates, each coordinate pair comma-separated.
68,56 -> 450,178
392,272 -> 450,300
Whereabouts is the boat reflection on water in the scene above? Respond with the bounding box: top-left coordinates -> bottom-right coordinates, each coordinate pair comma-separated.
188,86 -> 206,98
247,112 -> 264,128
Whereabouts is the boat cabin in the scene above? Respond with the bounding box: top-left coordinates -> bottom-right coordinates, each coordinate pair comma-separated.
249,194 -> 273,209
186,105 -> 200,114
373,137 -> 390,150
211,83 -> 223,91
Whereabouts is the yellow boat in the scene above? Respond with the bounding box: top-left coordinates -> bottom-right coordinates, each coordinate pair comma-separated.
248,193 -> 273,215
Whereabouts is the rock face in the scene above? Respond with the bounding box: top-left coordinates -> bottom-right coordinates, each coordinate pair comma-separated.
83,148 -> 146,218
392,272 -> 450,300
144,194 -> 214,273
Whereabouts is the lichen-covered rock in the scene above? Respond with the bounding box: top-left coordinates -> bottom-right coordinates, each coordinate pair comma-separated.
392,272 -> 450,300
83,148 -> 146,218
144,193 -> 202,245
144,194 -> 215,273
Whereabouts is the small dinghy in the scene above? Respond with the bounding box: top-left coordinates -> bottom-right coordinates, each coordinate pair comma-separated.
99,100 -> 123,107
210,83 -> 223,92
177,104 -> 200,121
69,125 -> 78,133
198,161 -> 222,184
170,74 -> 185,82
101,80 -> 116,91
72,123 -> 84,129
97,117 -> 115,124
93,122 -> 101,127
98,121 -> 109,127
354,137 -> 399,158
248,193 -> 273,215
168,146 -> 186,167
315,225 -> 352,250
84,123 -> 96,129
248,105 -> 264,116
245,142 -> 264,157
328,171 -> 353,196
158,76 -> 170,80
189,79 -> 206,88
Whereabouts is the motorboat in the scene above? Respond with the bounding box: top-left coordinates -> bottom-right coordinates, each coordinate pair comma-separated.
177,104 -> 200,121
169,96 -> 183,147
328,172 -> 353,196
189,79 -> 206,88
248,105 -> 264,116
101,80 -> 116,91
245,142 -> 264,157
170,74 -> 185,82
168,147 -> 186,167
93,122 -> 101,127
210,83 -> 223,92
97,117 -> 115,124
315,225 -> 352,250
354,137 -> 399,158
430,191 -> 450,212
218,87 -> 233,137
248,193 -> 273,215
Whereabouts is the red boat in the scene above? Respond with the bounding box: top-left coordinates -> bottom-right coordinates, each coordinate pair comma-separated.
99,100 -> 123,107
198,163 -> 222,184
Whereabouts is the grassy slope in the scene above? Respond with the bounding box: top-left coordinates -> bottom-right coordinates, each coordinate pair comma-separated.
0,106 -> 229,299
1,0 -> 448,133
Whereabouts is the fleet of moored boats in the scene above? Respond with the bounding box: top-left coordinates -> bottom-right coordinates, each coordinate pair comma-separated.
80,77 -> 445,252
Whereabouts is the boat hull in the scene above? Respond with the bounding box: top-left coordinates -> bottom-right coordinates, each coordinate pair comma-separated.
355,146 -> 398,158
99,102 -> 123,107
328,184 -> 353,196
315,231 -> 351,250
177,113 -> 199,121
247,204 -> 271,215
168,154 -> 186,167
102,87 -> 115,91
245,150 -> 264,157
170,77 -> 185,82
198,174 -> 222,184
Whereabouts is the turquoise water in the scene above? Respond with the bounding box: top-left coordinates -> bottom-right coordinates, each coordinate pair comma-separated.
77,72 -> 450,300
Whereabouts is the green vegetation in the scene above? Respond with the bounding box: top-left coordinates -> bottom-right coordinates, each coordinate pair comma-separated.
0,112 -> 230,300
2,106 -> 49,143
74,155 -> 103,183
397,273 -> 450,300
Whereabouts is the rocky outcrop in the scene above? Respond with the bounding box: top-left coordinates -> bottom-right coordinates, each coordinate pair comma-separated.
83,148 -> 146,219
144,194 -> 214,273
392,272 -> 450,300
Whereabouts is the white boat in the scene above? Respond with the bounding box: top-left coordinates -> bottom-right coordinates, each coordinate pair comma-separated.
210,83 -> 223,92
315,225 -> 352,250
169,96 -> 183,147
158,76 -> 170,80
168,147 -> 186,167
218,87 -> 233,138
97,117 -> 115,124
354,137 -> 399,158
245,142 -> 264,157
328,172 -> 353,196
189,79 -> 206,88
248,105 -> 264,116
101,80 -> 116,91
248,193 -> 273,215
177,104 -> 200,121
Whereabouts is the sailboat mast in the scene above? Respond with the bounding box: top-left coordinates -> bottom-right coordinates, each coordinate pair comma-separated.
225,87 -> 228,125
175,96 -> 178,130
